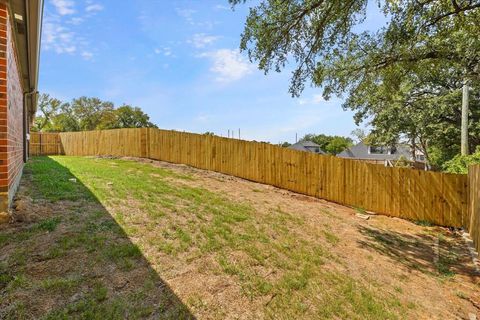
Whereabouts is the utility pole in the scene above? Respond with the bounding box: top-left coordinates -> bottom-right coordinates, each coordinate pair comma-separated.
238,128 -> 241,140
461,79 -> 469,155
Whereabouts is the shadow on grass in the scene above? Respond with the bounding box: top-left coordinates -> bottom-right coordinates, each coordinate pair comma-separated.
357,225 -> 477,279
0,156 -> 195,319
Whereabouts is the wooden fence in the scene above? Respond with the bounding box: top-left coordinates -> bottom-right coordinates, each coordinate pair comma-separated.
29,132 -> 63,156
29,129 -> 470,230
468,165 -> 480,252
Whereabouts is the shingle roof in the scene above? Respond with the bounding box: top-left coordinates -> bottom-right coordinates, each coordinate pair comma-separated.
288,141 -> 326,154
337,141 -> 412,160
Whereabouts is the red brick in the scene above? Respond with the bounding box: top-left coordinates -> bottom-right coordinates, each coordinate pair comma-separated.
0,9 -> 25,212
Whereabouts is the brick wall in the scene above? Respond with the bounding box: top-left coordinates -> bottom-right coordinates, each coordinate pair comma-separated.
0,4 -> 25,214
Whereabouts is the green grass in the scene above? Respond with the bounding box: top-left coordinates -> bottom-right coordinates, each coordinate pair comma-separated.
415,220 -> 434,227
24,158 -> 93,202
5,156 -> 413,319
35,217 -> 62,232
354,207 -> 367,214
323,230 -> 340,245
38,276 -> 82,293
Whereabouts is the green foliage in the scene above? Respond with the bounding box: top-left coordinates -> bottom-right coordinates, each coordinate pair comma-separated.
35,217 -> 62,232
300,134 -> 353,155
280,141 -> 292,147
99,105 -> 157,130
32,94 -> 157,132
393,156 -> 411,168
443,148 -> 480,174
350,129 -> 367,143
231,0 -> 480,167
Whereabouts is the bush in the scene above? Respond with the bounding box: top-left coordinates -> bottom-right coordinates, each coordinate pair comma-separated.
443,148 -> 480,174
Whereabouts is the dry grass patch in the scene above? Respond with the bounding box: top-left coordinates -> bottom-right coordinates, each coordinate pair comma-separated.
1,156 -> 479,319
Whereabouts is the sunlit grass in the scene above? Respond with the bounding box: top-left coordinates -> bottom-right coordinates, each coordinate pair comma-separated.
0,156 -> 411,319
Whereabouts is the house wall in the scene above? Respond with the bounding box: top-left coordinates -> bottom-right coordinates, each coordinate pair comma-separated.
0,4 -> 25,218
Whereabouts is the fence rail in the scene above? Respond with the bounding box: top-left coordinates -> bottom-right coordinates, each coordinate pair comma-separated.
29,129 -> 472,233
29,132 -> 63,156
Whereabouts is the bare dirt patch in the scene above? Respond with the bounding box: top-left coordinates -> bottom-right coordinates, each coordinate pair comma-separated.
124,157 -> 480,319
1,156 -> 479,319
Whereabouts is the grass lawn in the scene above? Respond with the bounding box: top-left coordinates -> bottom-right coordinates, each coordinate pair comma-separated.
0,156 -> 478,319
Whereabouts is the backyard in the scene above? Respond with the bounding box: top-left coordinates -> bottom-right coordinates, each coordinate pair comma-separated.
1,156 -> 479,319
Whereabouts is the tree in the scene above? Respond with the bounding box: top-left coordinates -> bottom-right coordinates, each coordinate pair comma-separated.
326,136 -> 353,155
280,141 -> 292,147
99,105 -> 157,129
300,134 -> 352,155
231,0 -> 480,168
69,97 -> 115,131
443,146 -> 480,174
32,94 -> 64,132
33,94 -> 157,132
231,0 -> 480,96
50,103 -> 80,132
347,62 -> 480,168
351,129 -> 367,143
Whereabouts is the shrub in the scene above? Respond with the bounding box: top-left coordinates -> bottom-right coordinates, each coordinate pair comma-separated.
443,148 -> 480,174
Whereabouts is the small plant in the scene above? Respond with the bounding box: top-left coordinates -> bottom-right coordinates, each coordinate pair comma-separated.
456,291 -> 468,300
35,217 -> 61,232
355,207 -> 366,214
92,283 -> 108,302
322,230 -> 340,245
415,220 -> 433,227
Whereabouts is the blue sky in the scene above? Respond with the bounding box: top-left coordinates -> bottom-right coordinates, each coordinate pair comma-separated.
39,0 -> 385,143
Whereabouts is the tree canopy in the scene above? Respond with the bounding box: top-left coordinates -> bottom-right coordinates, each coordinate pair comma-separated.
231,0 -> 480,168
32,94 -> 157,132
300,134 -> 353,155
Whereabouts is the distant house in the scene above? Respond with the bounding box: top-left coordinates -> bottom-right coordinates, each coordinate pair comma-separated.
338,141 -> 426,166
288,141 -> 326,154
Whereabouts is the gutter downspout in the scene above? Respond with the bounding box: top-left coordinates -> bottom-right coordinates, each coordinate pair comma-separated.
23,90 -> 36,162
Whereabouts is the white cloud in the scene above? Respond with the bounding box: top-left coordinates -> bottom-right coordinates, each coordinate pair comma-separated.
154,47 -> 172,57
200,49 -> 253,83
195,114 -> 211,122
67,17 -> 84,25
85,2 -> 103,13
214,4 -> 230,11
51,0 -> 75,15
312,94 -> 324,103
176,8 -> 196,25
297,93 -> 325,105
81,51 -> 94,60
189,33 -> 219,48
42,2 -> 99,60
42,17 -> 77,54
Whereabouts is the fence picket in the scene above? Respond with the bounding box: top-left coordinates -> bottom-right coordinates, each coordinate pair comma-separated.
29,130 -> 472,231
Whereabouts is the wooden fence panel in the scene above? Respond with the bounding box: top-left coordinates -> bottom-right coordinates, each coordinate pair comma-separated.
29,129 -> 471,229
468,165 -> 480,252
29,132 -> 62,156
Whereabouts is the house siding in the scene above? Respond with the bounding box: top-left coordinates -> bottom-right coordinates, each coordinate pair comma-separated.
0,4 -> 25,215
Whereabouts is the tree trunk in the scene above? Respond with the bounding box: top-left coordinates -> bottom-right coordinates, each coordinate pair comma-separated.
461,80 -> 469,155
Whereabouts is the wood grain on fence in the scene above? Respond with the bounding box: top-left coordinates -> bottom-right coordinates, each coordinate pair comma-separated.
29,129 -> 470,228
468,165 -> 480,252
29,132 -> 62,156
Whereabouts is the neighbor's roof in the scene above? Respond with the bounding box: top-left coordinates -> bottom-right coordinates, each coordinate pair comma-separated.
8,0 -> 44,116
337,141 -> 411,160
288,141 -> 326,154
